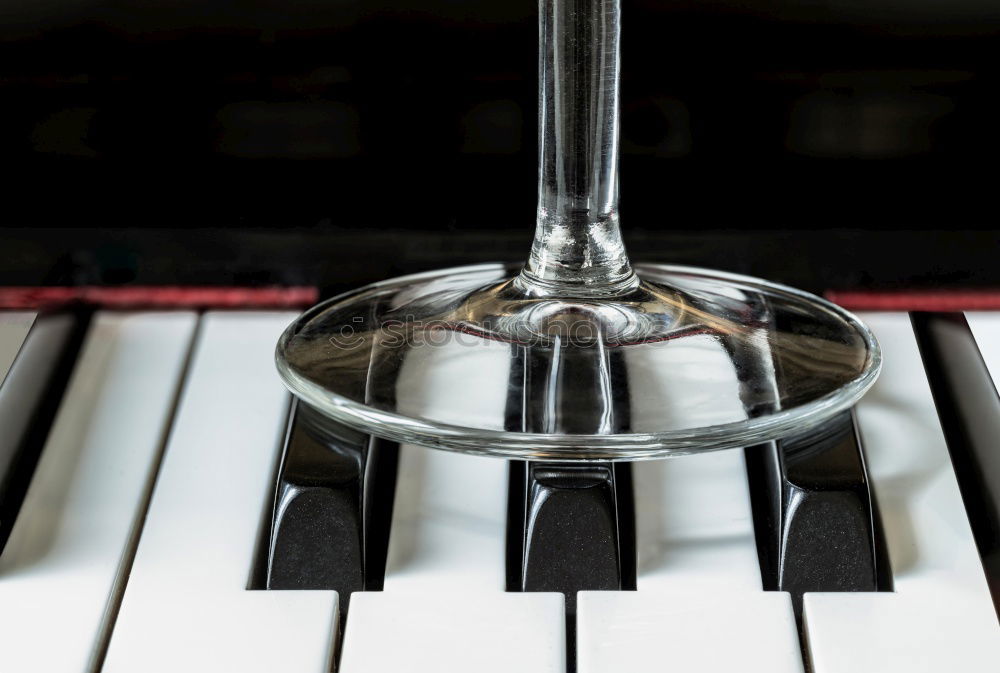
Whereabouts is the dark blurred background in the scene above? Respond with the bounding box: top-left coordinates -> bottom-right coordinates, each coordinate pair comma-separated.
1,0 -> 998,295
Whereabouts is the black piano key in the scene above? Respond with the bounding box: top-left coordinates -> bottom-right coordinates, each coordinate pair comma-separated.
504,339 -> 637,671
507,461 -> 636,600
745,410 -> 891,616
718,291 -> 889,617
265,401 -> 399,611
912,312 -> 1000,609
360,431 -> 400,592
0,311 -> 90,553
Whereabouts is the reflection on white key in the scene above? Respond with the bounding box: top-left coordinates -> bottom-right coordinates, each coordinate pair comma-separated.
341,337 -> 564,673
102,313 -> 339,673
967,312 -> 1000,382
0,312 -> 196,673
580,334 -> 803,673
395,332 -> 512,431
0,311 -> 35,383
626,334 -> 747,432
803,313 -> 1000,673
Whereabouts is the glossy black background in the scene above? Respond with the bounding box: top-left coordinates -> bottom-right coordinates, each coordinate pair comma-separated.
1,0 -> 998,294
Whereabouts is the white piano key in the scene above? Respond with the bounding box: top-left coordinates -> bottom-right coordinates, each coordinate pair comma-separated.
384,332 -> 512,591
385,331 -> 510,591
579,335 -> 803,673
341,591 -> 565,673
0,313 -> 76,501
383,445 -> 509,591
341,336 -> 564,673
578,592 -> 801,673
577,451 -> 803,673
632,451 -> 762,593
803,313 -> 1000,673
967,311 -> 1000,383
342,445 -> 565,673
0,312 -> 196,673
0,311 -> 35,383
629,333 -> 760,591
102,312 -> 339,673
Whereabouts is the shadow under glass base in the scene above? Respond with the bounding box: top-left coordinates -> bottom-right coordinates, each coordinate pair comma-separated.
276,263 -> 880,461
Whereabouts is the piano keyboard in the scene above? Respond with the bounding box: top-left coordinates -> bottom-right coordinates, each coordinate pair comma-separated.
0,309 -> 998,672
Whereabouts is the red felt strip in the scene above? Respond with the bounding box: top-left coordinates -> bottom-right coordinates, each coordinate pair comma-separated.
5,286 -> 1000,313
0,286 -> 319,310
825,290 -> 1000,312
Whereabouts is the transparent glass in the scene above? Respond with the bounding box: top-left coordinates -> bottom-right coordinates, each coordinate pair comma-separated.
275,0 -> 880,461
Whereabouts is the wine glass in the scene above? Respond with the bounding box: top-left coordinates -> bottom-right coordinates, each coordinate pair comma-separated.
274,0 -> 880,461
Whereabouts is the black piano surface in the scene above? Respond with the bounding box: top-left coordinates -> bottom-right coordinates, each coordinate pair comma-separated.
0,0 -> 997,296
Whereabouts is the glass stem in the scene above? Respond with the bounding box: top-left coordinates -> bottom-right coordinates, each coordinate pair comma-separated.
520,0 -> 634,297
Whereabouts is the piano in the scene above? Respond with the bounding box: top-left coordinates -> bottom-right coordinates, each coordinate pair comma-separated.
2,0 -> 1000,670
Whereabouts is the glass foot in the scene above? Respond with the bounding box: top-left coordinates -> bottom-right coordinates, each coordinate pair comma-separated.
276,263 -> 880,460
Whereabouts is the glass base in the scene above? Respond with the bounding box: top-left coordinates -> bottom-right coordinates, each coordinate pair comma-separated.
276,263 -> 880,461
